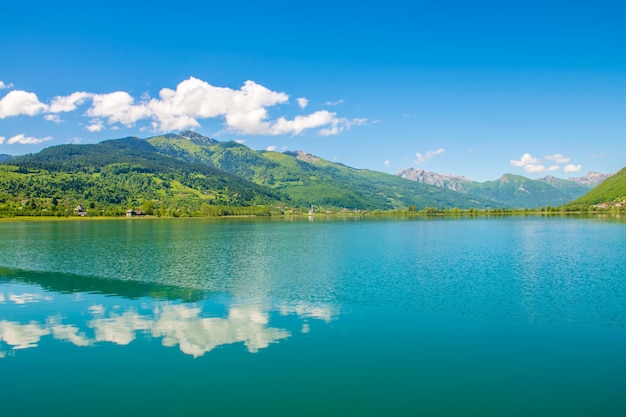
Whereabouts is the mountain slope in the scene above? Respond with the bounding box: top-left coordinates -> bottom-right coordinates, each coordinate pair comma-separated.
565,167 -> 626,207
397,167 -> 596,208
0,154 -> 12,163
1,137 -> 283,215
148,132 -> 496,210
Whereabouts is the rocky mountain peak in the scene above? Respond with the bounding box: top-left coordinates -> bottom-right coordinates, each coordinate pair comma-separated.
396,167 -> 472,191
568,171 -> 612,186
179,130 -> 217,146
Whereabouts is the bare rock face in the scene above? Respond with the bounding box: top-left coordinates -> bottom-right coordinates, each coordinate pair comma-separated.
286,150 -> 322,164
396,167 -> 472,191
179,130 -> 217,146
568,172 -> 613,186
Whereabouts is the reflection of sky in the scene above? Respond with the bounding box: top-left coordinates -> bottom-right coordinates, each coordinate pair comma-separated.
0,287 -> 337,358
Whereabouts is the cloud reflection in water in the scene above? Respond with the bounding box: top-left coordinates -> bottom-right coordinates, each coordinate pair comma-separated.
0,294 -> 336,358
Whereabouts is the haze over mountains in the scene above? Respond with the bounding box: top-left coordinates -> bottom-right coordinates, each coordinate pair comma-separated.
0,131 -> 621,214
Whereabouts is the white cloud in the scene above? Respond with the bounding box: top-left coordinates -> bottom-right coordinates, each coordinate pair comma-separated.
0,293 -> 5,303
319,117 -> 367,136
87,91 -> 150,127
0,137 -> 4,145
512,152 -> 582,174
415,148 -> 445,164
0,77 -> 363,138
86,119 -> 105,132
385,160 -> 390,167
523,164 -> 560,173
272,110 -> 337,136
6,134 -> 52,145
0,81 -> 14,89
234,139 -> 246,144
510,153 -> 541,167
0,90 -> 48,118
44,114 -> 63,124
324,99 -> 345,106
148,77 -> 289,133
266,145 -> 277,151
297,97 -> 308,109
49,91 -> 93,113
545,153 -> 571,163
564,164 -> 582,173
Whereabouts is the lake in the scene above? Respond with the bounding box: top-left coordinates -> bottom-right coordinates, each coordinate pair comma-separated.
1,216 -> 625,416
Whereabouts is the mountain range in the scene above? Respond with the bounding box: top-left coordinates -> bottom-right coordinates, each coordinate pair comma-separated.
0,131 -> 621,215
396,167 -> 611,208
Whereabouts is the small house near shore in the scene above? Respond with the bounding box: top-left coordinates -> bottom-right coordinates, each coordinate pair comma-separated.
74,205 -> 87,216
125,209 -> 145,217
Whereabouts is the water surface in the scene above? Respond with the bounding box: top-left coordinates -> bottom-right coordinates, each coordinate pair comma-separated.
1,217 -> 625,416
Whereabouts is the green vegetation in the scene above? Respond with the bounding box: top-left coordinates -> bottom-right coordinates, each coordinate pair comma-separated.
0,137 -> 283,217
1,131 -> 620,218
564,167 -> 626,210
150,133 -> 496,210
459,174 -> 592,208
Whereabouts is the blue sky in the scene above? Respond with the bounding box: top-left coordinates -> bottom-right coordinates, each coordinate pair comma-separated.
1,0 -> 624,181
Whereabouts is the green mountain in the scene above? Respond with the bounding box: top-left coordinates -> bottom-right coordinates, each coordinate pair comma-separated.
398,167 -> 595,208
0,137 -> 283,216
0,131 -> 508,216
565,167 -> 626,208
147,131 -> 494,210
0,154 -> 13,163
463,174 -> 593,208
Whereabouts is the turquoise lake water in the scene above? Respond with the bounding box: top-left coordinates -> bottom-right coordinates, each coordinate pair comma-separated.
1,216 -> 625,416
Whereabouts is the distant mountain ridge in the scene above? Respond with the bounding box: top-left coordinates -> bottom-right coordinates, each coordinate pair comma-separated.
567,171 -> 612,186
395,168 -> 472,191
0,154 -> 13,163
396,167 -> 609,208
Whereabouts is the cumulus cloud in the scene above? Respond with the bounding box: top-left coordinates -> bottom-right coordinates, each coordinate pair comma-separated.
564,164 -> 582,173
86,119 -> 105,132
272,110 -> 336,136
511,152 -> 580,174
545,153 -> 571,163
0,81 -> 14,89
523,164 -> 559,173
415,148 -> 445,164
0,77 -> 363,137
266,145 -> 277,151
0,137 -> 4,145
148,77 -> 289,133
49,91 -> 93,113
385,160 -> 390,167
297,97 -> 308,109
5,134 -> 52,145
0,90 -> 48,118
87,91 -> 150,127
44,114 -> 63,124
510,153 -> 541,167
